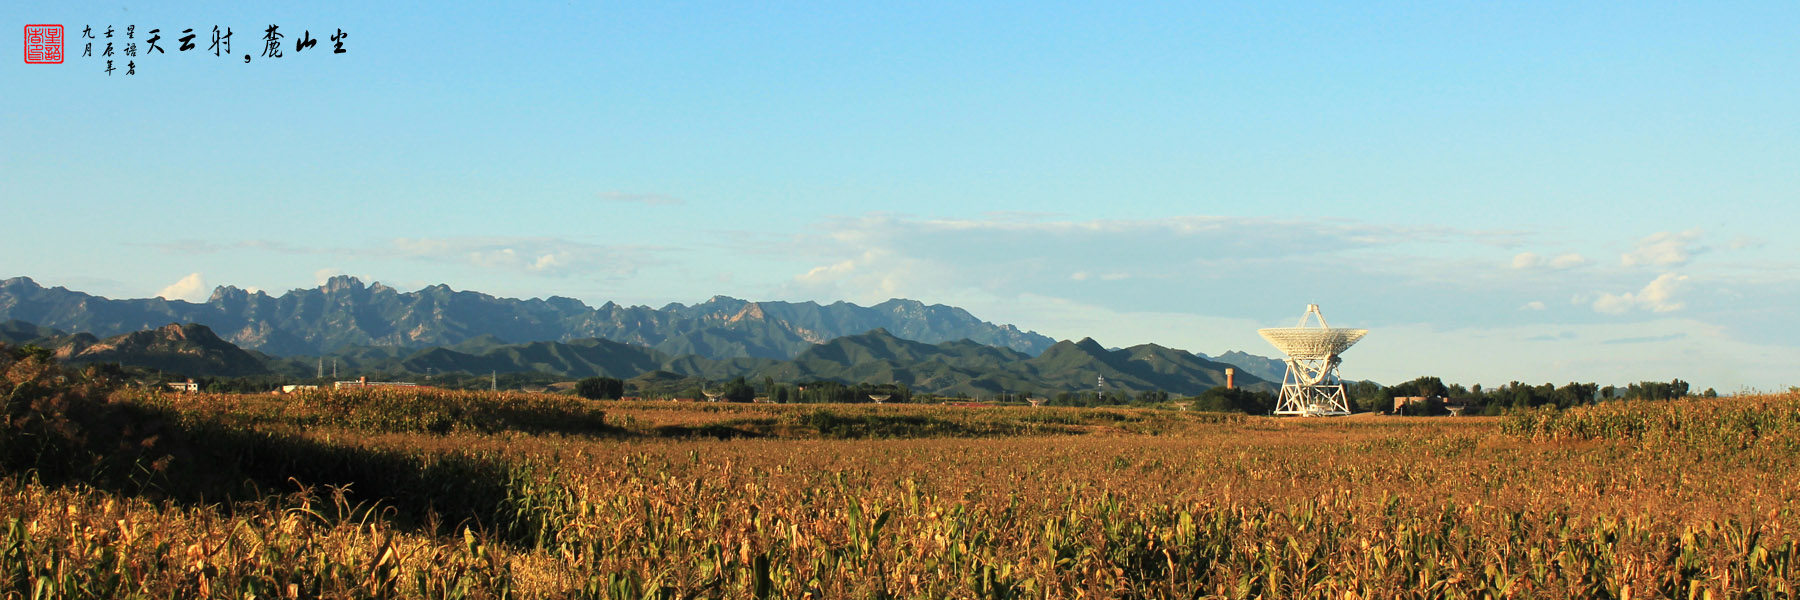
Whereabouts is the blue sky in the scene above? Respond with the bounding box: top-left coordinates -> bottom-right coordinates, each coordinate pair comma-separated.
4,2 -> 1797,390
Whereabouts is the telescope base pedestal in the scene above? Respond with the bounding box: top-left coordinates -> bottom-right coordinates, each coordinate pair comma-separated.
1272,383 -> 1352,417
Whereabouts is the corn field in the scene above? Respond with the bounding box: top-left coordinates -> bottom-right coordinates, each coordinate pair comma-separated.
4,353 -> 1798,598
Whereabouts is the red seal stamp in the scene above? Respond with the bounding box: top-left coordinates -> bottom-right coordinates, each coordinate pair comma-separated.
24,24 -> 64,64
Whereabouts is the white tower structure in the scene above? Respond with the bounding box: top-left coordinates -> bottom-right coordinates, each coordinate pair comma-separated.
1257,304 -> 1367,417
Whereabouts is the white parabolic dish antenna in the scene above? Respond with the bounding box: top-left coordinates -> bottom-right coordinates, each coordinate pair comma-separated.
1258,304 -> 1366,416
1257,329 -> 1367,363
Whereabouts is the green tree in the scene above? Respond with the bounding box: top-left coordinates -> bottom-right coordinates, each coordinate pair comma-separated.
1389,376 -> 1448,399
576,376 -> 625,400
1346,380 -> 1391,413
1554,382 -> 1598,407
1190,386 -> 1272,414
12,344 -> 54,363
721,377 -> 755,403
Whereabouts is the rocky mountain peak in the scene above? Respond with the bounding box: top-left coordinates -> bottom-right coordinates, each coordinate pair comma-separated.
156,322 -> 193,339
729,302 -> 767,322
323,275 -> 365,294
208,285 -> 248,303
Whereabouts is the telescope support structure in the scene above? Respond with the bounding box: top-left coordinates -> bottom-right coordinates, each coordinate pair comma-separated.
1273,355 -> 1352,416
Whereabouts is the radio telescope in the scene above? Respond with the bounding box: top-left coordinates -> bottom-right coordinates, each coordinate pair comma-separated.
868,394 -> 891,404
700,384 -> 726,403
1257,304 -> 1367,417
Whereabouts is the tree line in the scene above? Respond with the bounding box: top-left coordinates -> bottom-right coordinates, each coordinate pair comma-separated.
1347,376 -> 1710,416
574,373 -> 1713,416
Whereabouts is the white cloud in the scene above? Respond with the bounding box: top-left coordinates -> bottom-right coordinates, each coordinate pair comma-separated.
155,272 -> 209,302
530,254 -> 563,271
1519,301 -> 1547,311
1593,273 -> 1689,314
1548,253 -> 1588,269
1622,230 -> 1704,267
791,249 -> 915,298
799,258 -> 860,283
1512,251 -> 1586,270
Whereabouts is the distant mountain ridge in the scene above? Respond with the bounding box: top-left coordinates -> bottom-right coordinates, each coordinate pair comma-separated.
0,276 -> 1055,359
1206,350 -> 1289,383
3,320 -> 1271,396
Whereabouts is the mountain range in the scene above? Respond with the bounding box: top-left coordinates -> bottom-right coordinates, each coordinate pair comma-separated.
4,319 -> 1273,396
0,276 -> 1053,359
0,276 -> 1296,394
